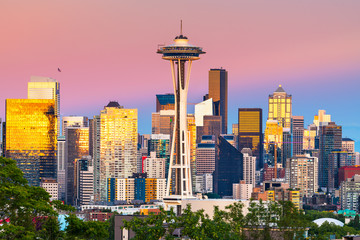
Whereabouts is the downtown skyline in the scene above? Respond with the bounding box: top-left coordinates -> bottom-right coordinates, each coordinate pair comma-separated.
1,0 -> 360,150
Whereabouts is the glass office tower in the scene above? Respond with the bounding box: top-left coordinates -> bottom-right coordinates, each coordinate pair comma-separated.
5,99 -> 57,186
238,108 -> 263,170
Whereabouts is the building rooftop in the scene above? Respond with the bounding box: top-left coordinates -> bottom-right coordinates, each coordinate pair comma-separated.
342,138 -> 354,142
106,101 -> 122,108
156,94 -> 175,105
274,84 -> 286,93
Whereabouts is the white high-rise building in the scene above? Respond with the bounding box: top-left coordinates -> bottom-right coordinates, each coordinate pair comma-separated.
28,76 -> 60,136
143,152 -> 166,179
195,98 -> 213,127
233,180 -> 253,200
241,148 -> 256,187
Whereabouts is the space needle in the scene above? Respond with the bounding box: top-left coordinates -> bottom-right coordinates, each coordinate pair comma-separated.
157,22 -> 205,208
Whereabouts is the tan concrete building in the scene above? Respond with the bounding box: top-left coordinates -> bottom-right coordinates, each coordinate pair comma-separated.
285,154 -> 318,197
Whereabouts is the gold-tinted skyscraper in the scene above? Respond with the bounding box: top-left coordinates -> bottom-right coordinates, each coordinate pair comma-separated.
268,85 -> 292,128
208,69 -> 228,134
5,99 -> 57,186
99,101 -> 138,201
28,76 -> 60,136
238,108 -> 263,169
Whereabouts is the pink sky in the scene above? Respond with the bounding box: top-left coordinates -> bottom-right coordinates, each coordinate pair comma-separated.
1,0 -> 360,146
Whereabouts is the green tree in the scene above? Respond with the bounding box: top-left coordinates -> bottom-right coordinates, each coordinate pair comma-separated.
65,214 -> 110,240
0,157 -> 58,238
122,208 -> 177,240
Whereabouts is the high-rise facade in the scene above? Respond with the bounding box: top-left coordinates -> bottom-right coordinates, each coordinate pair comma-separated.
90,115 -> 101,201
241,148 -> 256,187
292,116 -> 304,156
328,149 -> 356,190
62,116 -> 88,136
65,127 -> 89,205
268,85 -> 292,128
156,94 -> 175,112
57,136 -> 66,201
28,76 -> 60,136
264,120 -> 283,167
143,152 -> 166,179
340,175 -> 360,211
5,99 -> 57,186
195,98 -> 213,128
76,156 -> 94,206
99,102 -> 138,201
285,154 -> 318,197
238,108 -> 263,170
208,68 -> 228,134
342,138 -> 355,153
196,135 -> 216,175
214,135 -> 243,196
318,122 -> 342,189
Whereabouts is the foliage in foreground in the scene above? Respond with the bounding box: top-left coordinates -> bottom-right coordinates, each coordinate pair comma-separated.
123,200 -> 308,240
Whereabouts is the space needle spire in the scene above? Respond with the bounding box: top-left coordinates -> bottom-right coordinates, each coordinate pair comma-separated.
157,23 -> 205,204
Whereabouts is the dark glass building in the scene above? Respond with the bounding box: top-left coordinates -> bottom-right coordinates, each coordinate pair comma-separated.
213,135 -> 243,196
238,108 -> 263,170
318,122 -> 342,189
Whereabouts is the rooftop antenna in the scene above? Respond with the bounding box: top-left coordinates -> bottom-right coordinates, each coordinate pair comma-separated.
180,20 -> 183,35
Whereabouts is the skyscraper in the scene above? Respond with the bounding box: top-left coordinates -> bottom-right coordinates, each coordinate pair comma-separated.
291,116 -> 304,156
28,76 -> 60,136
99,101 -> 138,201
157,27 -> 205,201
76,156 -> 94,206
242,148 -> 256,187
286,154 -> 318,197
5,99 -> 57,186
194,98 -> 213,139
89,115 -> 101,202
268,85 -> 292,128
62,116 -> 88,136
208,68 -> 228,134
57,136 -> 66,201
156,94 -> 175,112
318,122 -> 342,189
196,135 -> 216,175
264,120 -> 283,168
65,127 -> 89,205
214,135 -> 243,196
238,108 -> 263,169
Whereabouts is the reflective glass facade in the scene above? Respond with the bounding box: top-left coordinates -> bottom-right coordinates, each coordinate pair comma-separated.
65,127 -> 89,205
238,108 -> 263,170
99,104 -> 138,201
5,99 -> 57,186
268,85 -> 292,128
208,69 -> 228,134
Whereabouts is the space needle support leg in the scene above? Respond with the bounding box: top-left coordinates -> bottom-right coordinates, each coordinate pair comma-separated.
166,60 -> 178,197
